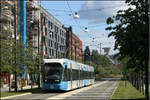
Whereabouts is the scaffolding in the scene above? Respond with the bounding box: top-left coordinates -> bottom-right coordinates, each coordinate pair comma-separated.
0,1 -> 14,25
26,0 -> 40,49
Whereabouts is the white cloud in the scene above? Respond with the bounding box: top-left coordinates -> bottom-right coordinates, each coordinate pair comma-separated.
78,1 -> 130,24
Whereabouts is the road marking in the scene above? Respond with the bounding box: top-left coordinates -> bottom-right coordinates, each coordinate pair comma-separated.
109,81 -> 119,99
47,81 -> 108,99
1,92 -> 32,100
48,96 -> 110,99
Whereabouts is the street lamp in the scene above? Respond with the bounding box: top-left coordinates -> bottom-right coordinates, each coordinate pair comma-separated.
73,12 -> 80,19
13,1 -> 18,92
84,27 -> 88,32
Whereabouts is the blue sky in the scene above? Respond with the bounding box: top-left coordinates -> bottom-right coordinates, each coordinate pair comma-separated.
41,1 -> 130,55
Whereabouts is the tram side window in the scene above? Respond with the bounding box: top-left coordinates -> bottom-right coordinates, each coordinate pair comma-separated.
72,69 -> 78,80
88,72 -> 90,79
80,70 -> 83,80
83,71 -> 86,79
90,72 -> 92,79
68,69 -> 70,81
63,67 -> 68,81
91,72 -> 94,79
87,71 -> 89,79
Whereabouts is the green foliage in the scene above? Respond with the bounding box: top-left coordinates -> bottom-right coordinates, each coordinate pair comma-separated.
105,0 -> 149,98
0,33 -> 24,73
83,46 -> 91,63
25,40 -> 42,74
105,0 -> 149,73
95,65 -> 122,78
82,48 -> 122,78
0,33 -> 42,75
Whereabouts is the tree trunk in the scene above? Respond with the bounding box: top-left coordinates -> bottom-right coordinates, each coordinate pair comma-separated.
21,77 -> 23,90
31,74 -> 33,89
142,74 -> 145,95
137,74 -> 139,91
145,64 -> 149,100
125,74 -> 127,87
9,73 -> 11,92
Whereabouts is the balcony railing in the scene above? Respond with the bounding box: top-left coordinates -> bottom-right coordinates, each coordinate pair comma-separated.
26,1 -> 40,11
0,1 -> 14,6
1,9 -> 14,19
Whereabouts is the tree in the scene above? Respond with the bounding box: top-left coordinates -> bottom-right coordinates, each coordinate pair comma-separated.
83,46 -> 91,64
105,0 -> 149,99
0,32 -> 25,91
91,50 -> 98,62
25,40 -> 42,89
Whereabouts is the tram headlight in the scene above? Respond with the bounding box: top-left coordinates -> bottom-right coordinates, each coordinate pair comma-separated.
55,80 -> 59,82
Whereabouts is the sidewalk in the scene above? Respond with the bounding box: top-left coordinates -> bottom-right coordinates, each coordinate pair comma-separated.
0,85 -> 38,92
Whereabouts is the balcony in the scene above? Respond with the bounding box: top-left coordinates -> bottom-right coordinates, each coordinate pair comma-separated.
32,18 -> 39,24
30,31 -> 38,36
33,41 -> 38,48
2,10 -> 13,18
0,9 -> 13,23
26,1 -> 40,11
0,17 -> 9,23
0,1 -> 14,6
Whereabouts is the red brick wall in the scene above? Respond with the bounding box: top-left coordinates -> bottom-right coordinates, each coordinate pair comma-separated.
67,32 -> 82,62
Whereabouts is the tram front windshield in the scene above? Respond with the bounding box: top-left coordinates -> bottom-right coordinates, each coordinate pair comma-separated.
43,63 -> 63,83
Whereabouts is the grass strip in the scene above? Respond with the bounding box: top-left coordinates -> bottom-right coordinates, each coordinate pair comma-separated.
111,81 -> 145,100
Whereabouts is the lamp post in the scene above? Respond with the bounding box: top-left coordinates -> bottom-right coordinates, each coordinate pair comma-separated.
13,1 -> 18,92
37,19 -> 40,88
69,26 -> 72,60
98,43 -> 102,55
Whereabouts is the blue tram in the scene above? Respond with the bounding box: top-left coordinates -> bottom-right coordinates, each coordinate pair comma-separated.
42,59 -> 95,91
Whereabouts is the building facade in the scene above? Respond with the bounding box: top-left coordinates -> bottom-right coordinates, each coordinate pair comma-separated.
40,7 -> 66,59
65,26 -> 82,62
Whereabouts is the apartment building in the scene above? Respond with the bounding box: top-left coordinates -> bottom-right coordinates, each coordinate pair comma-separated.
65,26 -> 82,62
40,7 -> 66,59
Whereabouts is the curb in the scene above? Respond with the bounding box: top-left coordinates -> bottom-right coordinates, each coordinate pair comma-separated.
1,92 -> 32,99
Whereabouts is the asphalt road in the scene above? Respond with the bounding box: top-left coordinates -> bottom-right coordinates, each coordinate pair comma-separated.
2,79 -> 120,100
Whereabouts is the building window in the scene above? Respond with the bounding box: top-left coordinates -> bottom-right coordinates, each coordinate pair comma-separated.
51,40 -> 53,47
48,21 -> 50,28
52,49 -> 54,56
55,42 -> 57,49
52,32 -> 54,39
45,27 -> 47,35
44,17 -> 46,25
49,40 -> 50,47
51,22 -> 53,29
62,31 -> 63,37
50,48 -> 51,56
49,31 -> 52,38
55,25 -> 56,32
55,34 -> 57,40
60,29 -> 61,36
58,35 -> 59,42
45,47 -> 47,54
